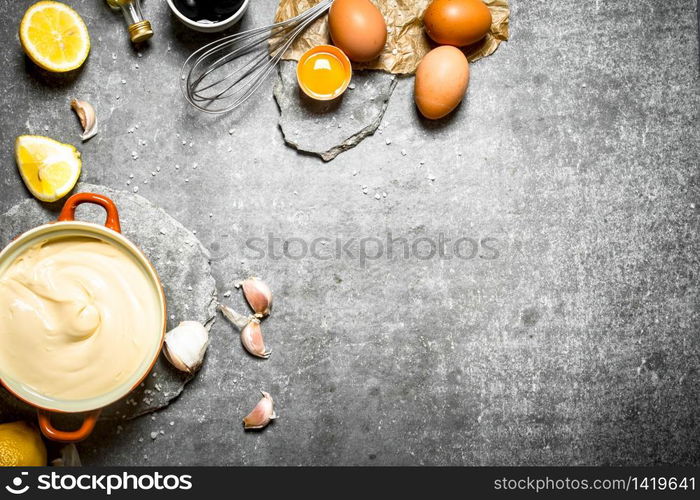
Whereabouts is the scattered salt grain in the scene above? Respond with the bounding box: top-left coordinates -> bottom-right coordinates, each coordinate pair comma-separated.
385,138 -> 392,145
150,432 -> 158,440
133,187 -> 139,193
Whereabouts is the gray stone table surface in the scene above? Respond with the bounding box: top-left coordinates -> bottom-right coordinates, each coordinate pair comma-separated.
0,0 -> 698,465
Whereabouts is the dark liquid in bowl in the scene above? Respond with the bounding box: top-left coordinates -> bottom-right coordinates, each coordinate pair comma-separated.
172,0 -> 246,23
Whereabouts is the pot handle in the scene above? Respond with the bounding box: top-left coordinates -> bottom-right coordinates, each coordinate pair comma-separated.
37,409 -> 101,443
58,193 -> 122,233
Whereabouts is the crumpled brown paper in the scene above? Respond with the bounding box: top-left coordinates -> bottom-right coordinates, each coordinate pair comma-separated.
273,0 -> 509,74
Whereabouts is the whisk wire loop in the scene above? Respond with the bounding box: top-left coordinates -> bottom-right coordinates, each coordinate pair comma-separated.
181,0 -> 334,113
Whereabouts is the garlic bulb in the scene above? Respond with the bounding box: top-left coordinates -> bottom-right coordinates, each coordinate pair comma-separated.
240,318 -> 270,359
243,391 -> 277,430
241,277 -> 272,318
163,321 -> 209,374
70,99 -> 98,141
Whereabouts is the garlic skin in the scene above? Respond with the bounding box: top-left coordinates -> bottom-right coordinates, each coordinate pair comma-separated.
240,318 -> 270,359
70,99 -> 98,141
218,303 -> 253,330
241,277 -> 272,318
243,391 -> 277,430
163,321 -> 209,374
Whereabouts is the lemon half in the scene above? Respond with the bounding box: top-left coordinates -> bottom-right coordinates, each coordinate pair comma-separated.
0,421 -> 47,467
19,1 -> 90,73
16,135 -> 82,202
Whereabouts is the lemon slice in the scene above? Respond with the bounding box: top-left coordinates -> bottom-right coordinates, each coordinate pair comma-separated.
19,1 -> 90,73
16,135 -> 82,202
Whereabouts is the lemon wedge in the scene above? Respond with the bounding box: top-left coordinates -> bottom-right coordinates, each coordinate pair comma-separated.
19,1 -> 90,73
16,135 -> 82,202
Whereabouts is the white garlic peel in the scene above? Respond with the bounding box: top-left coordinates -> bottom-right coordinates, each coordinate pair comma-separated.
218,303 -> 252,330
163,321 -> 209,374
70,98 -> 98,141
243,391 -> 278,430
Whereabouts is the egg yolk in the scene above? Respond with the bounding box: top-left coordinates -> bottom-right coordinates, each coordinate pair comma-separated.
298,52 -> 347,99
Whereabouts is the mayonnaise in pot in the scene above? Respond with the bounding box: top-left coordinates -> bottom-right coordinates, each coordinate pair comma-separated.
0,236 -> 161,401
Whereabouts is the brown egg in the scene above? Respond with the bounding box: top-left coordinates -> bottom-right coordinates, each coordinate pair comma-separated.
329,0 -> 387,62
423,0 -> 492,47
414,46 -> 470,120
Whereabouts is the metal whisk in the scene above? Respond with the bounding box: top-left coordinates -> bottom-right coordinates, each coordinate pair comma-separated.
180,0 -> 333,114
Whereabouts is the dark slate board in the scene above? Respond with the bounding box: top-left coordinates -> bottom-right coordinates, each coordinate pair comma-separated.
0,183 -> 217,422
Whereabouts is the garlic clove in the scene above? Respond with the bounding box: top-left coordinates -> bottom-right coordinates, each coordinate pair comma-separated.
51,444 -> 81,467
70,99 -> 98,141
163,321 -> 209,374
218,304 -> 270,358
218,303 -> 254,330
243,391 -> 277,430
241,277 -> 272,318
240,318 -> 270,359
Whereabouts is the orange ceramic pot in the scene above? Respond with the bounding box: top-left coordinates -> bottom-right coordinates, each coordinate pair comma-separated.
0,193 -> 167,442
